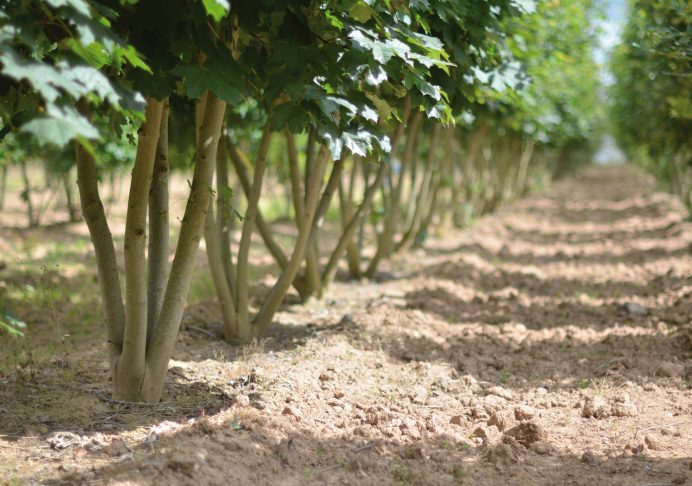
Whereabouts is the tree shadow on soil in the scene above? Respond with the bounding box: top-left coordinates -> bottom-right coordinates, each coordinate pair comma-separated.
415,260 -> 691,300
424,242 -> 689,267
404,285 -> 691,329
0,359 -> 238,438
39,404 -> 691,486
496,221 -> 686,245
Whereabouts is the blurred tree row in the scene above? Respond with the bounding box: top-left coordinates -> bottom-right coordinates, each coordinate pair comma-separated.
610,0 -> 691,209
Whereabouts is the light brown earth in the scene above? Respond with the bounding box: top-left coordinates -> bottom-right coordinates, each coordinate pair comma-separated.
1,164 -> 691,485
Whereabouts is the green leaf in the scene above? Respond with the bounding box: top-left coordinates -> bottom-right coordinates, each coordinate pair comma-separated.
173,59 -> 244,104
667,96 -> 692,120
511,0 -> 537,14
117,46 -> 151,73
348,3 -> 375,23
349,29 -> 396,64
365,65 -> 388,86
65,39 -> 110,68
365,93 -> 395,121
0,49 -> 123,106
0,310 -> 27,338
61,63 -> 122,105
20,105 -> 99,147
1,49 -> 70,103
45,0 -> 91,17
201,0 -> 230,22
268,102 -> 310,132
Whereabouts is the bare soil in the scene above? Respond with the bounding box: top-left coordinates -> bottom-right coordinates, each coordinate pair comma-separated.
1,164 -> 691,486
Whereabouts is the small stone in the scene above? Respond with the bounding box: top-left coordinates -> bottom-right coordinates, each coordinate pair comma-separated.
582,396 -> 610,419
150,420 -> 182,439
487,413 -> 508,431
472,426 -> 489,441
581,451 -> 597,464
485,442 -> 523,466
530,441 -> 553,455
624,437 -> 646,455
234,394 -> 250,407
470,405 -> 489,419
514,405 -> 536,421
460,375 -> 478,386
365,407 -> 391,426
644,434 -> 662,451
483,395 -> 506,415
399,418 -> 421,438
450,415 -> 465,426
104,438 -> 129,457
333,391 -> 345,399
655,361 -> 685,378
319,373 -> 332,382
486,386 -> 514,400
282,406 -> 301,417
410,385 -> 429,405
611,397 -> 637,417
620,302 -> 647,316
503,422 -> 546,447
47,431 -> 83,450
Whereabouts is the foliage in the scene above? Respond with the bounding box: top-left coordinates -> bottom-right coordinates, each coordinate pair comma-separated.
610,0 -> 691,205
481,0 -> 603,149
0,309 -> 27,338
0,0 -> 147,147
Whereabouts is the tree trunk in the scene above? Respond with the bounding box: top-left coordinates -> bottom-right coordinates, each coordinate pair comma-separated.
0,163 -> 6,210
62,170 -> 79,222
20,160 -> 36,227
299,156 -> 344,300
322,157 -> 387,289
366,110 -> 422,277
75,142 -> 125,367
216,130 -> 237,296
142,93 -> 227,402
515,140 -> 535,198
396,123 -> 441,254
205,198 -> 238,339
147,98 -> 170,345
251,146 -> 330,333
234,127 -> 272,340
339,156 -> 361,278
228,145 -> 289,271
115,97 -> 165,401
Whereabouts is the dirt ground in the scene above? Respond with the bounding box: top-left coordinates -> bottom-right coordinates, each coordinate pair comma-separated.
1,164 -> 691,485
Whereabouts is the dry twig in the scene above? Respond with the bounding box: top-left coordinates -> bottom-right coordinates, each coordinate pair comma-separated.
634,421 -> 688,439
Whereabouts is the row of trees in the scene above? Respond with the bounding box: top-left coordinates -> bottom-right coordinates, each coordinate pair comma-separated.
610,0 -> 691,209
0,0 -> 602,402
